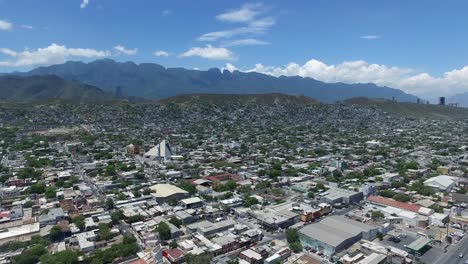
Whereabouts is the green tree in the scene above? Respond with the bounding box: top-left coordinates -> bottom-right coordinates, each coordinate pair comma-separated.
158,222 -> 171,241
286,228 -> 299,243
379,190 -> 396,198
178,180 -> 196,194
30,235 -> 50,246
98,223 -> 112,241
23,200 -> 35,208
40,250 -> 79,264
272,162 -> 282,171
105,198 -> 114,210
50,225 -> 63,241
393,193 -> 411,202
169,240 -> 178,249
169,216 -> 182,228
4,241 -> 27,251
244,196 -> 259,207
87,236 -> 139,264
72,215 -> 86,231
29,181 -> 46,194
377,232 -> 384,240
45,186 -> 57,199
127,215 -> 144,223
106,164 -> 116,176
111,210 -> 124,224
14,244 -> 47,264
289,241 -> 303,253
371,211 -> 385,220
184,253 -> 214,264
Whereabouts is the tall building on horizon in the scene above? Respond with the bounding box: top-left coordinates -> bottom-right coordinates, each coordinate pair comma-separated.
439,97 -> 445,106
115,86 -> 123,98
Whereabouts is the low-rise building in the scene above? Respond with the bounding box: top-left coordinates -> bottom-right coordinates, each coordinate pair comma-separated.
424,175 -> 456,192
299,216 -> 378,256
321,187 -> 363,206
150,184 -> 189,204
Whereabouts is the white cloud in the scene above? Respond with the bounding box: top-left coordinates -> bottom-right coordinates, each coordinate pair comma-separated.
0,43 -> 110,67
0,48 -> 17,57
223,63 -> 238,72
360,35 -> 381,40
80,0 -> 89,9
0,20 -> 12,30
198,17 -> 275,41
198,3 -> 275,42
180,45 -> 235,61
153,50 -> 170,57
21,25 -> 33,30
216,3 -> 263,23
225,59 -> 468,97
223,38 -> 270,47
113,45 -> 137,55
162,9 -> 172,16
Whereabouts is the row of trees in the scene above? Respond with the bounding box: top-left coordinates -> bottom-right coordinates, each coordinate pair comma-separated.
286,228 -> 303,253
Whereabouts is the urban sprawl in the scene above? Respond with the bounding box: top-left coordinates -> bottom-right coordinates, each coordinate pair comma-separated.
0,101 -> 467,264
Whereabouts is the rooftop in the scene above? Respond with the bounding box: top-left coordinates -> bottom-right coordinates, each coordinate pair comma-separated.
150,184 -> 188,198
299,215 -> 374,247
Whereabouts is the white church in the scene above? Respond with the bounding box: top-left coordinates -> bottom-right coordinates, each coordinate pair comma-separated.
144,140 -> 174,162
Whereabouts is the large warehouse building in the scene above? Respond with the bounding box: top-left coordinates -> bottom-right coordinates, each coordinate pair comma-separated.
299,215 -> 378,257
150,184 -> 189,204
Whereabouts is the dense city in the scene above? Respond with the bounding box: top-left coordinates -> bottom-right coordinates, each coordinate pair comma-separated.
0,97 -> 466,264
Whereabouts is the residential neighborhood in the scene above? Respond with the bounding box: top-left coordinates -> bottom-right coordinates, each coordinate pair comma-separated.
0,99 -> 466,264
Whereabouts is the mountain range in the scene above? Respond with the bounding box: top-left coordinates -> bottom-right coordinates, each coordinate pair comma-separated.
0,75 -> 112,103
17,59 -> 418,103
449,92 -> 468,107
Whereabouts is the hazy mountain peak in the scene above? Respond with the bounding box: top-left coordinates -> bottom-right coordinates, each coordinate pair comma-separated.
21,60 -> 419,102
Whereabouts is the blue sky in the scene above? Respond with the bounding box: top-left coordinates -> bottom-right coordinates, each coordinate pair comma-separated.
1,0 -> 468,97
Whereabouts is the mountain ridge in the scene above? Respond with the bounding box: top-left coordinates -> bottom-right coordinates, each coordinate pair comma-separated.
0,75 -> 115,103
449,92 -> 468,107
18,59 -> 419,103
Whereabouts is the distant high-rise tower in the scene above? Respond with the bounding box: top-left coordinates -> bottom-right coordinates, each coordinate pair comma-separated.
417,98 -> 421,104
115,86 -> 123,98
439,97 -> 445,106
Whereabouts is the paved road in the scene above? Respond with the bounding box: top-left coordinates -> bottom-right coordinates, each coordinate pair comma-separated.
433,236 -> 468,264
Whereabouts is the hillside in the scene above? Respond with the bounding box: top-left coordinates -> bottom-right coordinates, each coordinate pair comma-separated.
343,97 -> 468,120
0,75 -> 113,103
22,59 -> 419,103
159,93 -> 320,106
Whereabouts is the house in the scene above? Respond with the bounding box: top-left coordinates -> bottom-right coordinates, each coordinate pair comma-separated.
321,187 -> 363,206
163,248 -> 184,264
39,208 -> 65,227
186,219 -> 236,238
381,172 -> 401,183
179,197 -> 203,209
424,175 -> 456,192
239,248 -> 265,264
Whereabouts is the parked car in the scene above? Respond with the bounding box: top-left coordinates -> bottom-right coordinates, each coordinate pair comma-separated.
389,236 -> 401,243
